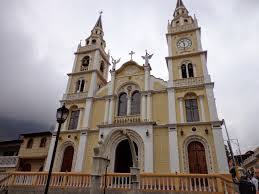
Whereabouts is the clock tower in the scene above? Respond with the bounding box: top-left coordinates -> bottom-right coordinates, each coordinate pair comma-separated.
166,0 -> 229,173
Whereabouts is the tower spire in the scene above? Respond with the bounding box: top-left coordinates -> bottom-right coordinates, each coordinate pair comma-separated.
94,11 -> 103,29
176,0 -> 185,8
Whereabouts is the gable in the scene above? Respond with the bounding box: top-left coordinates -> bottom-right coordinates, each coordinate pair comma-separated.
116,61 -> 144,77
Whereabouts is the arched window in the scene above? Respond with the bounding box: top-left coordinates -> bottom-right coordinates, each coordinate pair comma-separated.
40,137 -> 47,148
185,98 -> 200,122
131,91 -> 141,115
81,56 -> 90,71
181,64 -> 187,78
68,110 -> 80,130
27,138 -> 33,149
188,63 -> 194,77
100,61 -> 104,73
118,93 -> 127,116
75,79 -> 85,93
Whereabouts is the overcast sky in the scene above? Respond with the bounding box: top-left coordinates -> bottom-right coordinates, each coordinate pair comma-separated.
0,0 -> 258,152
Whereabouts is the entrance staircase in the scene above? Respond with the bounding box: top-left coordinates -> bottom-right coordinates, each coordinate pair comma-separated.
0,172 -> 237,194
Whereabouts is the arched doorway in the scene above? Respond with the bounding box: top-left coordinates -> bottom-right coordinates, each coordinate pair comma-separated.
188,141 -> 208,174
114,140 -> 138,173
61,146 -> 74,172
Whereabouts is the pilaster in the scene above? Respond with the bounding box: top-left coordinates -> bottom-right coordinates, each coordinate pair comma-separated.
146,93 -> 152,121
108,98 -> 114,124
212,125 -> 229,173
83,98 -> 93,129
168,127 -> 180,173
199,95 -> 205,122
75,131 -> 88,171
179,97 -> 184,123
205,84 -> 219,121
44,135 -> 56,171
127,96 -> 131,115
104,99 -> 109,124
141,94 -> 147,121
167,88 -> 177,124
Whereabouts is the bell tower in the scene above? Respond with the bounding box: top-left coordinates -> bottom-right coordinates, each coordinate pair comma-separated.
166,0 -> 229,173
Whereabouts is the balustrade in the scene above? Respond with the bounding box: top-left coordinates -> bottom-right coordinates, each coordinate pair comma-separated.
114,115 -> 141,124
62,92 -> 88,101
174,76 -> 204,88
0,156 -> 18,168
0,172 -> 235,193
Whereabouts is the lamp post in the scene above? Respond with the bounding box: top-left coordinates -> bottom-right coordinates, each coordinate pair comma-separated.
44,104 -> 69,194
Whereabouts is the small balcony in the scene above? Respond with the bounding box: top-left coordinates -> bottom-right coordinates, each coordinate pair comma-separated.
62,92 -> 88,101
114,115 -> 141,125
0,156 -> 19,168
174,76 -> 204,88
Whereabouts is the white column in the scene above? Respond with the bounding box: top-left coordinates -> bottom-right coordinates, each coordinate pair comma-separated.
144,67 -> 150,91
212,126 -> 229,173
83,99 -> 93,129
200,54 -> 211,83
75,132 -> 88,172
144,129 -> 153,172
108,99 -> 114,124
44,135 -> 56,171
108,71 -> 115,95
179,97 -> 184,123
168,88 -> 177,124
127,96 -> 131,115
104,99 -> 109,124
141,94 -> 146,121
88,72 -> 97,97
146,94 -> 152,121
76,108 -> 83,130
199,95 -> 205,122
205,85 -> 219,121
168,127 -> 180,173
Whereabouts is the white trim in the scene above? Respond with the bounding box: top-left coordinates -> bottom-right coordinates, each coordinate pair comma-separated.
100,126 -> 154,173
179,97 -> 184,123
199,95 -> 206,122
88,72 -> 97,97
205,85 -> 219,121
212,127 -> 229,173
108,99 -> 114,124
167,89 -> 177,124
168,128 -> 180,172
75,132 -> 88,172
44,136 -> 56,171
104,99 -> 109,124
141,95 -> 147,121
200,54 -> 211,83
82,99 -> 93,129
146,94 -> 152,121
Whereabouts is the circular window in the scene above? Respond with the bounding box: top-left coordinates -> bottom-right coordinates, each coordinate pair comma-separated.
192,127 -> 197,132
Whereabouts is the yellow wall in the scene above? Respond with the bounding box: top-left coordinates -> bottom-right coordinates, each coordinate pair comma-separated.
91,99 -> 105,129
84,131 -> 99,173
153,127 -> 170,173
152,92 -> 168,124
18,136 -> 51,159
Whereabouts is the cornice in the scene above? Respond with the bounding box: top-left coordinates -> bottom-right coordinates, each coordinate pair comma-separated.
166,51 -> 207,60
166,26 -> 200,36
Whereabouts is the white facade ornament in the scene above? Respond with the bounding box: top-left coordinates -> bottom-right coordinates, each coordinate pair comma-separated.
141,50 -> 153,66
111,56 -> 120,70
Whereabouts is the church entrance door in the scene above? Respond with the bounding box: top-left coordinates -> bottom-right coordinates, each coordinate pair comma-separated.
114,140 -> 138,173
188,141 -> 208,174
61,146 -> 74,172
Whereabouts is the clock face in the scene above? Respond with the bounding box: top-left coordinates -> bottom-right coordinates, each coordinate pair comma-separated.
177,38 -> 192,50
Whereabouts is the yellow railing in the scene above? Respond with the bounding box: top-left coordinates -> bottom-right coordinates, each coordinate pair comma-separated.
0,172 -> 235,193
0,172 -> 91,188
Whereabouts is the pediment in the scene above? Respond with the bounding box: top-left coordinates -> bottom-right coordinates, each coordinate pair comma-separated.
116,61 -> 144,77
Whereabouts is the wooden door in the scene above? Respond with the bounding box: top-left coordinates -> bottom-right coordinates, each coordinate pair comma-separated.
61,146 -> 74,172
188,141 -> 208,174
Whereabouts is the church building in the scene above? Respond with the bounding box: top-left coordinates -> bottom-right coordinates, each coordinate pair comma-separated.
44,0 -> 229,175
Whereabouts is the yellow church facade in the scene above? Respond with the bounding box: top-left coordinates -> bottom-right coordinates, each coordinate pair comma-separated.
44,0 -> 229,175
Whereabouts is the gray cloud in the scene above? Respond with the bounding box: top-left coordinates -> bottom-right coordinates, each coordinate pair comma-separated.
0,0 -> 258,152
